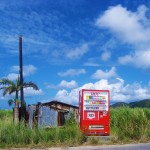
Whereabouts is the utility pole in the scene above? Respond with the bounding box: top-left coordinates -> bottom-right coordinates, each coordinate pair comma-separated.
19,36 -> 25,119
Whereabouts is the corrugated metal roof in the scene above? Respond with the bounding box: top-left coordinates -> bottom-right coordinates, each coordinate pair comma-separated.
41,100 -> 79,109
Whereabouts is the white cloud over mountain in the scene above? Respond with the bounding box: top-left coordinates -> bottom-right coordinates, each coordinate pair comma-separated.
54,78 -> 150,105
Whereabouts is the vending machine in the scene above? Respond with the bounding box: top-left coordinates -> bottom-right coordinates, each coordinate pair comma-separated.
79,89 -> 110,136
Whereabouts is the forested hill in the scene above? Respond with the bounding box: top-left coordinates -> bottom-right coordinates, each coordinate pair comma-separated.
111,99 -> 150,108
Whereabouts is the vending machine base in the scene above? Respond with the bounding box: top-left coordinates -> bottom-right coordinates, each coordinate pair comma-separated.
87,135 -> 111,143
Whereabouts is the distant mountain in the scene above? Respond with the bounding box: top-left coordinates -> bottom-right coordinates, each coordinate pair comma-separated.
111,99 -> 150,108
111,102 -> 128,108
129,99 -> 150,108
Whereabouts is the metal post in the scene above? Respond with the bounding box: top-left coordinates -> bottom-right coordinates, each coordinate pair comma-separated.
19,36 -> 25,119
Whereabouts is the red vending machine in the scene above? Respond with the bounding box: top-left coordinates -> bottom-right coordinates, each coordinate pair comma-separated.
79,89 -> 110,136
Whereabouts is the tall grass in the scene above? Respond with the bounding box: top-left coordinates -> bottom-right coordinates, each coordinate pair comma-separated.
0,107 -> 150,147
0,110 -> 12,120
111,107 -> 150,142
0,110 -> 85,148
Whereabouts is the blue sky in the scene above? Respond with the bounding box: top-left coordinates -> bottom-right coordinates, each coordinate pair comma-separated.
1,0 -> 150,109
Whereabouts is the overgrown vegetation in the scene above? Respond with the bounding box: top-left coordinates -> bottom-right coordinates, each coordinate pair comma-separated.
0,110 -> 85,148
111,107 -> 150,143
0,107 -> 150,148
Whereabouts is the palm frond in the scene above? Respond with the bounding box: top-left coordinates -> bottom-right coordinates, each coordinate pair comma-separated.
0,78 -> 15,86
0,87 -> 7,90
23,82 -> 39,90
9,86 -> 18,95
3,87 -> 12,96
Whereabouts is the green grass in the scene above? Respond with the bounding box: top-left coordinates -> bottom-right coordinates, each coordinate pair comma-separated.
110,107 -> 150,143
0,107 -> 150,148
0,110 -> 12,120
0,110 -> 85,148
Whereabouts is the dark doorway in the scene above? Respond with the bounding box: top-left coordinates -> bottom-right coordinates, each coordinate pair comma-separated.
58,112 -> 65,126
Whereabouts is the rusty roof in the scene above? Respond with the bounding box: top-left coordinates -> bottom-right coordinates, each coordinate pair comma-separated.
41,100 -> 79,109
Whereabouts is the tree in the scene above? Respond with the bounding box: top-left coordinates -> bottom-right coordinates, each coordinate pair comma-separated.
0,77 -> 39,123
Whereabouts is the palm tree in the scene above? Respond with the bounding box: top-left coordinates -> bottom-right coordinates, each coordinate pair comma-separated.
0,77 -> 39,123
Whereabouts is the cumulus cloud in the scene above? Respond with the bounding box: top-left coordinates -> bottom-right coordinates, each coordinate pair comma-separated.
96,5 -> 149,44
66,43 -> 89,59
54,78 -> 150,105
58,69 -> 86,77
92,67 -> 117,79
58,80 -> 78,89
96,4 -> 150,69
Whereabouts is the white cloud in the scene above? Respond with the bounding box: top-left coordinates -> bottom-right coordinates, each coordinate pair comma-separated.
119,50 -> 150,69
58,69 -> 86,77
101,51 -> 111,61
11,66 -> 19,72
4,65 -> 37,81
0,87 -> 44,101
96,5 -> 150,69
45,83 -> 57,89
134,51 -> 150,68
84,62 -> 100,67
11,65 -> 37,77
96,5 -> 149,44
23,65 -> 37,76
66,43 -> 89,59
92,67 -> 117,79
55,88 -> 79,104
54,78 -> 150,105
58,80 -> 78,89
7,73 -> 19,80
24,87 -> 44,96
118,55 -> 133,65
83,57 -> 100,66
45,80 -> 78,89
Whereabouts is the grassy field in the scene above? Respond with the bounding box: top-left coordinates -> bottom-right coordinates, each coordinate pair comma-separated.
111,107 -> 150,143
0,107 -> 150,148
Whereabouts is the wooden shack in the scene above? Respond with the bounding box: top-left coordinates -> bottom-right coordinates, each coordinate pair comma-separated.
26,100 -> 79,128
